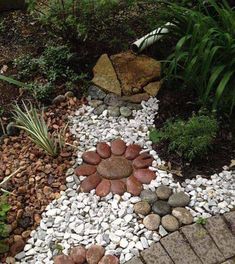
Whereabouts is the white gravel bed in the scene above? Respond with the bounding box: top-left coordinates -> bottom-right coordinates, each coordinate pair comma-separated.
17,97 -> 235,263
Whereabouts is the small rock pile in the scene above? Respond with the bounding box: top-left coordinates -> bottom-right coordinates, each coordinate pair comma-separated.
54,245 -> 119,264
134,187 -> 193,232
88,86 -> 147,118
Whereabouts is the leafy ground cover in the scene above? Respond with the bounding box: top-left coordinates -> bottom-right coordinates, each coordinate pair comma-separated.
153,87 -> 235,178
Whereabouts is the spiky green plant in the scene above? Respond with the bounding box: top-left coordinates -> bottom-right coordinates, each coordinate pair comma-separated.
158,0 -> 235,114
0,74 -> 30,89
13,102 -> 59,157
149,115 -> 218,161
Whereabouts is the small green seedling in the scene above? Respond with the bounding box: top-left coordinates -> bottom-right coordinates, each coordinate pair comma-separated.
196,217 -> 207,225
54,243 -> 64,254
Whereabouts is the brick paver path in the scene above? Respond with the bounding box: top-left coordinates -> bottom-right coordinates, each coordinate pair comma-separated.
125,212 -> 235,264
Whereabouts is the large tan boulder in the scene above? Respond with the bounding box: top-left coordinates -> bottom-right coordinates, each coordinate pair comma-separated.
122,93 -> 150,103
143,81 -> 162,97
92,54 -> 121,96
110,51 -> 161,95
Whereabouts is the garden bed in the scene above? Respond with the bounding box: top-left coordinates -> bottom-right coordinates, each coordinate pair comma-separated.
0,1 -> 234,263
0,97 -> 82,262
154,87 -> 235,179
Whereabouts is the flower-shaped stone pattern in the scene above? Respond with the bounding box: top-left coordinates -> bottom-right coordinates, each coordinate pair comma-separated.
75,139 -> 156,197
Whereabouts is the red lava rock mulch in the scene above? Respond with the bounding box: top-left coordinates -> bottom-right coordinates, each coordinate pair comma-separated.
0,97 -> 84,262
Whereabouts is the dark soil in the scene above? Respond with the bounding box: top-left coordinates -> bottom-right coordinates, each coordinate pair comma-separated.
0,10 -> 48,115
153,86 -> 235,179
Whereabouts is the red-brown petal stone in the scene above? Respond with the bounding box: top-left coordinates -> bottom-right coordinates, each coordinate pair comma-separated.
125,144 -> 141,160
75,164 -> 96,176
54,255 -> 75,264
70,246 -> 86,264
86,245 -> 105,264
126,176 -> 143,196
98,255 -> 119,264
80,173 -> 101,192
134,169 -> 156,184
96,179 -> 111,197
97,142 -> 111,159
82,151 -> 101,165
110,180 -> 126,195
111,139 -> 126,155
132,153 -> 154,169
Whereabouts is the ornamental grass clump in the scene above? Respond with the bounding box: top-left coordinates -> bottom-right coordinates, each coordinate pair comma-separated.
13,102 -> 62,157
150,115 -> 218,161
158,0 -> 235,114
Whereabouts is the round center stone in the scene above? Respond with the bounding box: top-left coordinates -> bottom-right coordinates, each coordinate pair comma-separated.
97,156 -> 133,180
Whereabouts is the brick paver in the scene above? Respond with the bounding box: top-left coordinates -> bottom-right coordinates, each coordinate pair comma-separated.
221,258 -> 235,264
181,223 -> 225,264
125,256 -> 143,264
161,231 -> 202,264
124,214 -> 235,264
205,216 -> 235,259
141,242 -> 173,264
224,211 -> 235,235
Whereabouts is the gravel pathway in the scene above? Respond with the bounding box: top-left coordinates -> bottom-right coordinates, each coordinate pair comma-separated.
17,98 -> 235,263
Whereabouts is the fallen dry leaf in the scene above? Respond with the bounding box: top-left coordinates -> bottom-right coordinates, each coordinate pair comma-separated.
0,65 -> 8,74
230,159 -> 235,168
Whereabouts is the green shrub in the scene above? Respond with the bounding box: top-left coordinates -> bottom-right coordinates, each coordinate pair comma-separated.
13,102 -> 66,157
14,55 -> 38,79
0,196 -> 10,239
150,115 -> 218,161
13,45 -> 81,101
0,195 -> 10,254
158,0 -> 235,114
14,45 -> 78,83
37,45 -> 78,82
28,82 -> 54,101
26,0 -> 157,51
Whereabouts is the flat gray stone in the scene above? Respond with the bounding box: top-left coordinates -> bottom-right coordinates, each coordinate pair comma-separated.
124,256 -> 143,264
168,192 -> 190,207
141,242 -> 173,264
205,216 -> 235,259
152,200 -> 171,216
182,223 -> 225,264
140,190 -> 158,204
94,104 -> 106,115
88,85 -> 106,100
120,106 -> 132,117
224,211 -> 235,235
160,231 -> 202,264
104,93 -> 123,107
88,99 -> 103,108
156,185 -> 172,200
108,106 -> 120,117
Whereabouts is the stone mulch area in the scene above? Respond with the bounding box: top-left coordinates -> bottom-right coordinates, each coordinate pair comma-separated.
0,97 -> 84,262
1,85 -> 234,264
14,92 -> 235,264
126,211 -> 235,264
